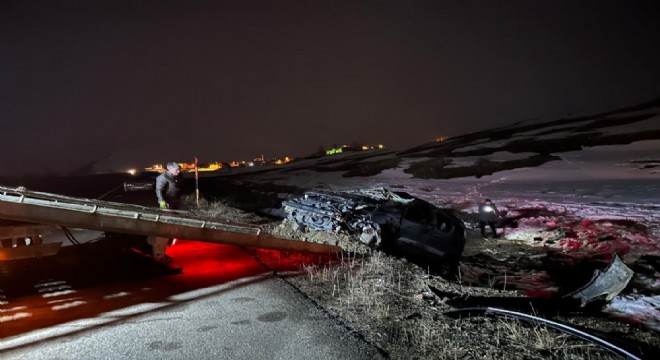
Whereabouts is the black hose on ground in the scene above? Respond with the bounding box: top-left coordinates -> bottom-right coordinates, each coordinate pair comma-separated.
444,307 -> 650,360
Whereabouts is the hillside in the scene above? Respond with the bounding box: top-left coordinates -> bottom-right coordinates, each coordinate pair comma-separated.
218,97 -> 660,183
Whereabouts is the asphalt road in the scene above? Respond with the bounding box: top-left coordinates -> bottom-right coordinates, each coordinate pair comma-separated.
0,233 -> 383,359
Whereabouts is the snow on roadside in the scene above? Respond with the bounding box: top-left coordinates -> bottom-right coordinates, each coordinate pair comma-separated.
605,295 -> 660,332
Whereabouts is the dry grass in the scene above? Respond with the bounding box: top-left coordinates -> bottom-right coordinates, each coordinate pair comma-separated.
293,249 -> 622,360
186,196 -> 268,224
494,318 -> 600,358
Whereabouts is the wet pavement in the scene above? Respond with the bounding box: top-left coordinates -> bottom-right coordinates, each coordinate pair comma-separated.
0,236 -> 383,359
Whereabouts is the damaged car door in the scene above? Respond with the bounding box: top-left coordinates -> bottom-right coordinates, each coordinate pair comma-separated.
397,199 -> 435,257
396,200 -> 465,264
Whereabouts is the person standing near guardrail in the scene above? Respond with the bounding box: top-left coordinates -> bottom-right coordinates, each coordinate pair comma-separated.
150,162 -> 184,263
156,162 -> 183,210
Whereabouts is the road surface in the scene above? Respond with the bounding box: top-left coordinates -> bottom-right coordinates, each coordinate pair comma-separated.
0,233 -> 383,359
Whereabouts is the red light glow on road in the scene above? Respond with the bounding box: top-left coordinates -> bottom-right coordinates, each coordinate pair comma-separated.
0,240 -> 339,341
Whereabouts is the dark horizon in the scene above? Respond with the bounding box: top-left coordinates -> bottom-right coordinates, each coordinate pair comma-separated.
2,0 -> 660,176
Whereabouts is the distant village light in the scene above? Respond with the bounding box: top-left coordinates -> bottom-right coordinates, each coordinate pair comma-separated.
326,147 -> 343,156
127,169 -> 136,175
139,144 -> 381,174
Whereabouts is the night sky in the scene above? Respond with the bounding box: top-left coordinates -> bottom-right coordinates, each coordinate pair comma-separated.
2,0 -> 659,176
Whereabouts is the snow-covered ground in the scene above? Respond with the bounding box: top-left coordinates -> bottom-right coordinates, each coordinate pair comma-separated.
240,156 -> 660,236
236,105 -> 660,236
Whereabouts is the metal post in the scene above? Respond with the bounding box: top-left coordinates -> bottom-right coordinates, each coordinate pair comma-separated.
194,156 -> 199,206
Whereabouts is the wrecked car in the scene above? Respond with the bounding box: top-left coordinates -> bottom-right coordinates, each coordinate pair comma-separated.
282,188 -> 466,269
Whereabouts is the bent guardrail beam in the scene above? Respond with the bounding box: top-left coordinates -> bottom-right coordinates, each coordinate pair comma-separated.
0,185 -> 341,254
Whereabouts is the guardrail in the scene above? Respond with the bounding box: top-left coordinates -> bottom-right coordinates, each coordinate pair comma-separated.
0,185 -> 341,254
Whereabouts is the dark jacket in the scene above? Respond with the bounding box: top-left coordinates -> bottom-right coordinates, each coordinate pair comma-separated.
478,202 -> 500,223
155,172 -> 183,207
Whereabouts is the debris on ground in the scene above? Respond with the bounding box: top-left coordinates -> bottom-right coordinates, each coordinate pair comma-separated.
199,194 -> 660,359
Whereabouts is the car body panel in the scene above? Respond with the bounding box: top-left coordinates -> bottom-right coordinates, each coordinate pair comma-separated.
282,188 -> 466,267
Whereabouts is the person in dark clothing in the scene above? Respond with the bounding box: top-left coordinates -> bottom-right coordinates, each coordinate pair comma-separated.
478,198 -> 501,238
150,162 -> 184,263
155,162 -> 183,210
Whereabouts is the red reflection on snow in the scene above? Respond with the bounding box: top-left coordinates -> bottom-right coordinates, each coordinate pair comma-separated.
462,215 -> 660,298
551,218 -> 659,262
